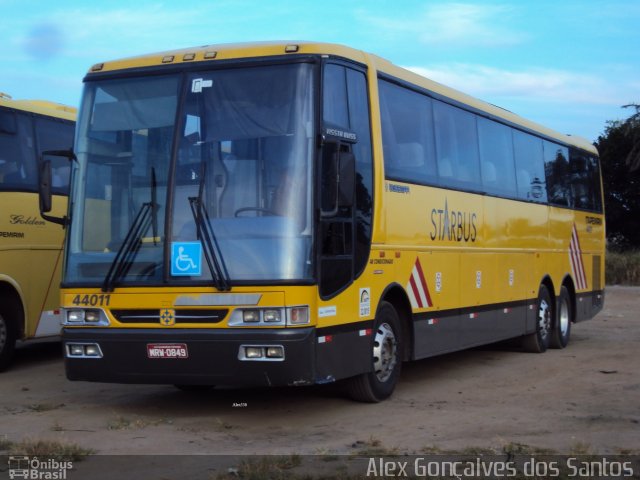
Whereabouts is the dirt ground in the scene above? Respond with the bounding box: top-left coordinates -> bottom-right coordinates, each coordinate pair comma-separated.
1,286 -> 639,473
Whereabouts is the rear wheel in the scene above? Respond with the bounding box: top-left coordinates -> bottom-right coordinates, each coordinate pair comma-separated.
522,284 -> 553,353
0,296 -> 20,372
550,286 -> 572,349
346,301 -> 402,403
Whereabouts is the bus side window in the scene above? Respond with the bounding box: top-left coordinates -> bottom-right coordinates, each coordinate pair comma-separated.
544,141 -> 570,207
477,116 -> 517,197
0,111 -> 37,190
378,79 -> 435,184
513,130 -> 547,202
567,149 -> 603,212
433,100 -> 481,190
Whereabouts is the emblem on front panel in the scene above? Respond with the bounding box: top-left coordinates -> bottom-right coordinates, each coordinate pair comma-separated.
160,308 -> 176,326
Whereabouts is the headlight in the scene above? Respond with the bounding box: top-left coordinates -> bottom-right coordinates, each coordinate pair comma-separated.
69,344 -> 85,356
238,345 -> 285,361
263,309 -> 281,323
67,310 -> 85,323
244,347 -> 263,358
266,346 -> 284,358
242,310 -> 260,323
228,306 -> 309,327
84,310 -> 101,322
63,308 -> 109,326
66,343 -> 103,358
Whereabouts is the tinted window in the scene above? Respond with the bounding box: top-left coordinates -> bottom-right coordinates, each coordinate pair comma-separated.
323,64 -> 349,128
544,141 -> 571,206
376,75 -> 601,212
0,110 -> 36,191
433,100 -> 481,190
544,142 -> 603,212
513,130 -> 547,202
568,149 -> 603,211
323,64 -> 374,285
477,117 -> 516,197
345,68 -> 374,275
586,155 -> 603,212
378,80 -> 436,184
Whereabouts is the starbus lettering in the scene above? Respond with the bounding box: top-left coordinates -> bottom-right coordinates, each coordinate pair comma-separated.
9,214 -> 46,226
430,198 -> 477,242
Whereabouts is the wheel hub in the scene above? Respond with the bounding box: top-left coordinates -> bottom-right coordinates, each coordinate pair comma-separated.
559,300 -> 570,336
538,299 -> 551,339
373,322 -> 397,382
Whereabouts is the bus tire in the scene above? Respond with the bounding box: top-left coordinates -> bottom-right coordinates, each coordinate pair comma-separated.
0,296 -> 20,372
522,284 -> 553,353
346,301 -> 402,403
550,286 -> 572,349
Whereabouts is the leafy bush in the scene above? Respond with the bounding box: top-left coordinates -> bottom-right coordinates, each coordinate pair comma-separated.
606,250 -> 640,285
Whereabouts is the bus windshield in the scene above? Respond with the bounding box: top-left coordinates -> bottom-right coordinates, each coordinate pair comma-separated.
65,62 -> 316,287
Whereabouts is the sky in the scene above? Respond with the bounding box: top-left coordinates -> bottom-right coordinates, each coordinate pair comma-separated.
1,0 -> 639,143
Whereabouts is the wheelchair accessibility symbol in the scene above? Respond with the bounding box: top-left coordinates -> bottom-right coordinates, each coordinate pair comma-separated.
171,242 -> 202,276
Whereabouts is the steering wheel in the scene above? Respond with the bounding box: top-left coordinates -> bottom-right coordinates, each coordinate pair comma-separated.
234,207 -> 278,217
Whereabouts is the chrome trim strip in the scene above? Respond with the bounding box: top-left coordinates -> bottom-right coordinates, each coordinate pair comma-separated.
174,293 -> 262,306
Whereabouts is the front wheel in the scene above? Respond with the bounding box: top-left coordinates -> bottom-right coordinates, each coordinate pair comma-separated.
346,301 -> 402,403
550,286 -> 572,349
0,298 -> 19,372
522,284 -> 553,353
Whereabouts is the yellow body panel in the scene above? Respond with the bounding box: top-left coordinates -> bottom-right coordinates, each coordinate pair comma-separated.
0,95 -> 76,341
0,193 -> 68,338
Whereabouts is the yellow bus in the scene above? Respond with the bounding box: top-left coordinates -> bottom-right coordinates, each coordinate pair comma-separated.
0,93 -> 75,371
41,42 -> 604,401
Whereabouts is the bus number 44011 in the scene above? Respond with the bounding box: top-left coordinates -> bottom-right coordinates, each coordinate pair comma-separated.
71,294 -> 111,307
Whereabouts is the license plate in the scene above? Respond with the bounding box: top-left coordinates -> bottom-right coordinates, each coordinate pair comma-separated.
147,343 -> 189,359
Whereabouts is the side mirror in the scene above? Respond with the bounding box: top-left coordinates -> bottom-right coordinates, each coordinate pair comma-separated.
39,159 -> 54,214
320,145 -> 356,217
38,149 -> 75,227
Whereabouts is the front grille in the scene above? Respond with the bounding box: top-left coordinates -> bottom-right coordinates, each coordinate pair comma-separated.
111,309 -> 228,324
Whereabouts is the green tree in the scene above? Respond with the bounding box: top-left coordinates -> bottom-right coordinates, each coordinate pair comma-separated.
595,104 -> 640,250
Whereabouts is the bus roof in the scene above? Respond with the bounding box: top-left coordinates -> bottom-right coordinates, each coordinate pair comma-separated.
0,92 -> 76,122
84,41 -> 596,154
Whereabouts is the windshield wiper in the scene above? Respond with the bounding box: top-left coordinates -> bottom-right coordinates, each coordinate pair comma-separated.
188,162 -> 231,291
102,168 -> 158,292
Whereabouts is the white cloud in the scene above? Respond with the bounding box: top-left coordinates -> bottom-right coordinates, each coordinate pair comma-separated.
361,3 -> 526,47
406,64 -> 626,106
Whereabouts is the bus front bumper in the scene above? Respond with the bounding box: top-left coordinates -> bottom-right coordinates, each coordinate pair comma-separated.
62,327 -> 316,387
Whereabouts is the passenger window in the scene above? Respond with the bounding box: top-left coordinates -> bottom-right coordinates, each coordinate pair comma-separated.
568,149 -> 603,211
0,111 -> 37,191
586,155 -> 603,212
378,79 -> 436,184
544,141 -> 571,207
477,117 -> 516,197
433,101 -> 481,190
513,130 -> 547,202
